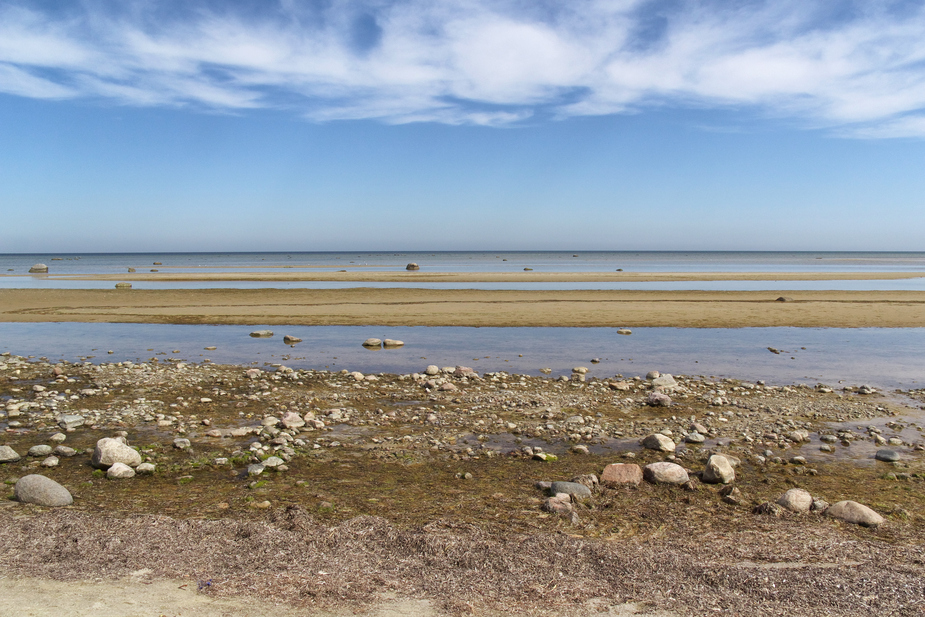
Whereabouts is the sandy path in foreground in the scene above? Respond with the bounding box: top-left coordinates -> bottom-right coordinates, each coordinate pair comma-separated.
2,288 -> 925,327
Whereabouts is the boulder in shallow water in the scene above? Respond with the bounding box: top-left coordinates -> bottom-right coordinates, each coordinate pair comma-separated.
29,263 -> 49,273
249,330 -> 274,338
0,445 -> 22,463
406,263 -> 420,270
362,338 -> 382,348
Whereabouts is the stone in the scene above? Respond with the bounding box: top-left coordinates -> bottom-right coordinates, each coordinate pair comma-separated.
543,494 -> 572,514
702,454 -> 735,484
53,445 -> 76,457
107,462 -> 136,479
454,366 -> 476,377
280,411 -> 305,429
29,263 -> 49,273
549,481 -> 592,499
642,433 -> 676,452
383,339 -> 405,348
826,501 -> 884,527
646,392 -> 672,407
0,446 -> 22,463
875,449 -> 900,462
775,296 -> 794,302
643,462 -> 689,485
406,263 -> 420,270
283,335 -> 302,344
753,502 -> 786,517
91,437 -> 142,469
438,382 -> 458,392
247,463 -> 266,476
41,456 -> 59,467
601,463 -> 643,486
115,282 -> 132,289
532,452 -> 557,462
424,365 -> 440,376
652,374 -> 678,389
572,367 -> 589,374
617,328 -> 632,335
50,432 -> 67,443
570,444 -> 590,455
173,438 -> 191,449
136,462 -> 156,474
777,488 -> 813,513
28,445 -> 53,457
362,338 -> 383,347
249,330 -> 274,337
262,456 -> 284,468
685,432 -> 706,444
14,474 -> 72,506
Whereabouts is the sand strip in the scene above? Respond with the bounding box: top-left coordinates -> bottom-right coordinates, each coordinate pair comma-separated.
2,288 -> 925,328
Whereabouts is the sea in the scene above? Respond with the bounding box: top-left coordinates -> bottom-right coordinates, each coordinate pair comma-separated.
1,251 -> 923,389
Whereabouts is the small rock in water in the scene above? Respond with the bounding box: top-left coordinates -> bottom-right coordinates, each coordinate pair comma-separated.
53,445 -> 77,457
617,329 -> 632,335
685,432 -> 706,444
173,438 -> 191,450
41,456 -> 59,468
383,339 -> 404,348
642,433 -> 675,452
29,263 -> 49,273
115,282 -> 132,289
646,370 -> 661,380
28,445 -> 53,457
283,335 -> 302,345
136,462 -> 156,474
362,338 -> 383,348
14,474 -> 72,506
250,330 -> 274,338
875,449 -> 900,462
406,263 -> 420,270
92,437 -> 142,469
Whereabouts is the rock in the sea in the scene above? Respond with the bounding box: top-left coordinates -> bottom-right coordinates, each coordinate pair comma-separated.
0,446 -> 22,463
643,462 -> 689,485
28,445 -> 53,457
91,437 -> 142,469
825,500 -> 884,527
875,449 -> 900,462
549,481 -> 592,500
14,474 -> 72,506
107,462 -> 136,479
406,263 -> 420,270
646,392 -> 672,407
702,454 -> 735,484
601,463 -> 643,486
642,433 -> 676,452
617,329 -> 632,335
249,330 -> 274,338
283,335 -> 302,345
383,339 -> 405,348
115,282 -> 132,289
362,338 -> 383,348
29,263 -> 49,273
777,488 -> 813,513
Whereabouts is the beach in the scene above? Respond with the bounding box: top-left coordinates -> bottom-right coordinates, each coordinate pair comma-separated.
3,287 -> 925,328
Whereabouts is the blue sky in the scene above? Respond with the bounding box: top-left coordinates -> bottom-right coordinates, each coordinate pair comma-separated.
1,0 -> 924,252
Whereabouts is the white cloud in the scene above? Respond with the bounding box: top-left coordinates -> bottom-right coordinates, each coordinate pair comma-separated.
2,1 -> 925,136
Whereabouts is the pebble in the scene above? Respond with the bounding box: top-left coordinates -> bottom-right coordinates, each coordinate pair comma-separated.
14,474 -> 72,506
875,449 -> 900,462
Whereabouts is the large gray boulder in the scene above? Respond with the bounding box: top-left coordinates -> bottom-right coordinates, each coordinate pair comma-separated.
549,481 -> 592,500
643,462 -> 689,485
0,445 -> 22,463
702,454 -> 735,484
91,437 -> 142,469
14,474 -> 72,507
826,501 -> 884,527
29,263 -> 49,273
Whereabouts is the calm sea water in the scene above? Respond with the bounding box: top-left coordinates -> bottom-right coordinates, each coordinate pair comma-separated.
1,323 -> 922,391
2,251 -> 924,290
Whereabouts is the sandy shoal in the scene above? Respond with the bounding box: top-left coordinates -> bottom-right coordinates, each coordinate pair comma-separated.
2,288 -> 925,328
19,270 -> 925,282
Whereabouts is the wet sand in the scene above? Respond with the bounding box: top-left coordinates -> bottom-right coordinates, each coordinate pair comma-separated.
2,287 -> 925,327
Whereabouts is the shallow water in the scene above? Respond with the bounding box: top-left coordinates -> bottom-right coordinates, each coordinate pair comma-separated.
1,322 -> 923,390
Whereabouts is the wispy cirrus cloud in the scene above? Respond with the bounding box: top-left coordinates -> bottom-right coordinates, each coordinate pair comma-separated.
2,0 -> 925,135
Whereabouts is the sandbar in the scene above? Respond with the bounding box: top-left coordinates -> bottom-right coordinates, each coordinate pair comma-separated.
2,288 -> 924,328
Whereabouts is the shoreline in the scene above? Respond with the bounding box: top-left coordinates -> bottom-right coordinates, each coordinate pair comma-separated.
2,288 -> 925,328
8,270 -> 925,282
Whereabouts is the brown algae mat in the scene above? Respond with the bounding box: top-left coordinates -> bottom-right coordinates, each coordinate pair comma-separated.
2,353 -> 925,615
